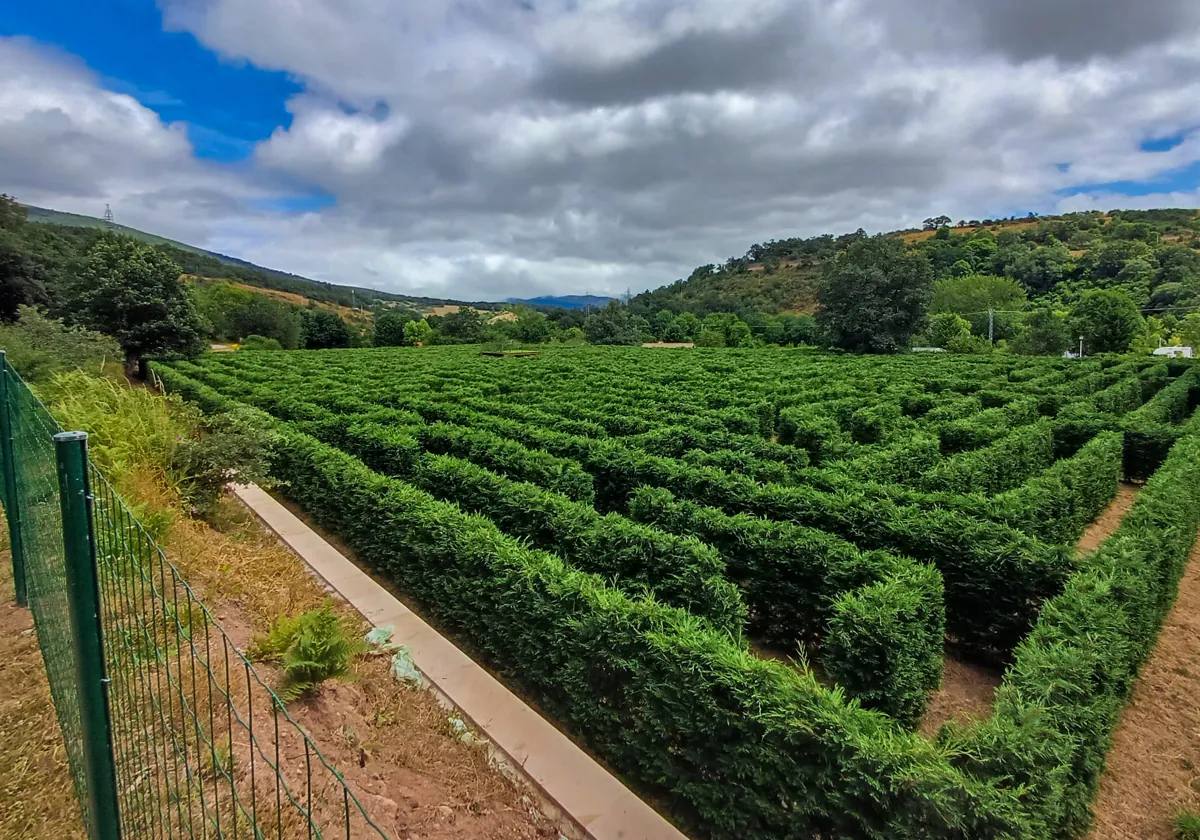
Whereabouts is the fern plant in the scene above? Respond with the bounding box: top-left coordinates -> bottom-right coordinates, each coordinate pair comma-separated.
248,605 -> 360,702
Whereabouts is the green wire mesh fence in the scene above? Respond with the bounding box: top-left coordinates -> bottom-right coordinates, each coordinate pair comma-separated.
0,353 -> 390,840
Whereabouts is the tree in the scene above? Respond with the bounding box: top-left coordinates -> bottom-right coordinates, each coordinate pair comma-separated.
431,307 -> 487,343
1013,307 -> 1071,355
816,236 -> 933,353
1069,289 -> 1143,354
583,301 -> 642,345
0,195 -> 46,321
402,318 -> 433,346
372,309 -> 420,346
923,215 -> 952,230
69,235 -> 205,375
510,307 -> 551,343
300,309 -> 351,349
926,313 -> 972,349
1177,312 -> 1200,350
930,273 -> 1026,340
670,312 -> 702,341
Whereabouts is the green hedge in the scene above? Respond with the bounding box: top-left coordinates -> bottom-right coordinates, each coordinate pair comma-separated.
918,420 -> 1054,495
266,427 -> 1023,838
418,421 -> 596,503
964,431 -> 1200,837
628,486 -> 944,723
1121,368 -> 1199,480
824,563 -> 945,727
990,431 -> 1123,545
777,406 -> 849,464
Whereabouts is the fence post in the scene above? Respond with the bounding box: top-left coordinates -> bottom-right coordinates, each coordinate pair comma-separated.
55,431 -> 122,840
0,351 -> 27,605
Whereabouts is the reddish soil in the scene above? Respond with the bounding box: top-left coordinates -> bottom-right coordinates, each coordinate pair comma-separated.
0,486 -> 558,840
1077,483 -> 1140,556
1087,532 -> 1200,839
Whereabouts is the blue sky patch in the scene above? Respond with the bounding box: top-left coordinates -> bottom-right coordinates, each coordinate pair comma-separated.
2,0 -> 297,162
1140,131 -> 1189,153
1058,159 -> 1200,198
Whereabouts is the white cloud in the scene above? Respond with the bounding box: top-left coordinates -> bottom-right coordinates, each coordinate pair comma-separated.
5,2 -> 1200,301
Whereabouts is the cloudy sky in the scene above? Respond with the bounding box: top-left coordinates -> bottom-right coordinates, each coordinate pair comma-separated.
3,1 -> 1200,300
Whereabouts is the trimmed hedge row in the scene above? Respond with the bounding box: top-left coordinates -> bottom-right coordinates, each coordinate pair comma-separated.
918,420 -> 1054,495
990,430 -> 1123,545
629,486 -> 944,725
266,426 -> 1024,838
417,421 -> 596,503
932,397 -> 1039,454
962,430 -> 1200,837
1121,367 -> 1200,480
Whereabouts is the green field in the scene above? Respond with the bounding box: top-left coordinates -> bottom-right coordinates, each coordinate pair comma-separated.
157,345 -> 1200,838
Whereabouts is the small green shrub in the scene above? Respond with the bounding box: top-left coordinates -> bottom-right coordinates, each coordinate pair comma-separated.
1176,810 -> 1200,840
173,406 -> 281,512
240,334 -> 283,351
249,604 -> 361,702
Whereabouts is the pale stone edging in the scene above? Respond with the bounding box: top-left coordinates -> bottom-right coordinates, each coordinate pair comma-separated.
230,483 -> 689,840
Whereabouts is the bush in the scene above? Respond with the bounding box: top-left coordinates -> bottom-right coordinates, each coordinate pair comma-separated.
629,486 -> 945,723
918,420 -> 1054,494
1176,810 -> 1200,840
240,334 -> 283,351
991,431 -> 1122,544
823,563 -> 944,727
249,604 -> 361,702
0,305 -> 121,382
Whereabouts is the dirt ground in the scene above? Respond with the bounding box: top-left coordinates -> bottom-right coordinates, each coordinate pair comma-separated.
919,655 -> 1003,738
0,484 -> 557,840
1087,531 -> 1200,839
1077,483 -> 1140,556
0,552 -> 87,840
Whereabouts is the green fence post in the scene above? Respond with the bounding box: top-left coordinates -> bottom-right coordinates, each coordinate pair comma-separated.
56,431 -> 122,840
0,351 -> 27,605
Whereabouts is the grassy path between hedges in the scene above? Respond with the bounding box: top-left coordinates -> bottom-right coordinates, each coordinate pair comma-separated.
1088,530 -> 1200,839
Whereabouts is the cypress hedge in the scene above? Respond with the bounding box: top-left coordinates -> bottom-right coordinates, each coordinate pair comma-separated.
629,486 -> 945,724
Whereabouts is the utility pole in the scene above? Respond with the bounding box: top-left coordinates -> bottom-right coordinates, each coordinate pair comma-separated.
102,204 -> 114,227
1079,335 -> 1084,359
988,308 -> 994,345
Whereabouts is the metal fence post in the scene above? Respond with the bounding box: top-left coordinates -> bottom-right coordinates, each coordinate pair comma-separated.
0,351 -> 27,605
56,431 -> 122,840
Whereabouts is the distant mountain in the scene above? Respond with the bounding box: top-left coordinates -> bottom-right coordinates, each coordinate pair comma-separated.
507,294 -> 617,310
22,204 -> 496,312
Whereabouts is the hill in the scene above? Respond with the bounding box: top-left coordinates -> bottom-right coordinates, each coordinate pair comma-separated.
630,209 -> 1200,319
506,294 -> 616,310
22,204 -> 495,313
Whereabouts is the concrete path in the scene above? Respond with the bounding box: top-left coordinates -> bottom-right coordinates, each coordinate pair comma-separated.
231,483 -> 689,840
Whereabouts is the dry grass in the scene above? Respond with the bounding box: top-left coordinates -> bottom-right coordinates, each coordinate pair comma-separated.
0,540 -> 87,840
0,462 -> 554,839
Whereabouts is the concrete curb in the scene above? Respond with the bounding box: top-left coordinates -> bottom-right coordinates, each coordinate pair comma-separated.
230,483 -> 689,840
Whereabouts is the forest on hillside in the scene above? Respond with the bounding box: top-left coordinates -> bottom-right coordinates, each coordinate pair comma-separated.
4,190 -> 1200,358
622,209 -> 1200,353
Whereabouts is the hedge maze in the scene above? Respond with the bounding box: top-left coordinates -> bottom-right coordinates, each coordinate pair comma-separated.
156,346 -> 1200,839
